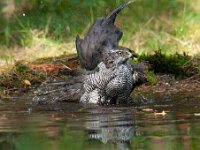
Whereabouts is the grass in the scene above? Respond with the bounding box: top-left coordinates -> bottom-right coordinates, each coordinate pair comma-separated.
0,0 -> 200,95
117,0 -> 200,55
0,0 -> 200,60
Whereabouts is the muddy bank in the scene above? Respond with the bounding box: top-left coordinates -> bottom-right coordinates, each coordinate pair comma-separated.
133,74 -> 200,104
0,54 -> 199,103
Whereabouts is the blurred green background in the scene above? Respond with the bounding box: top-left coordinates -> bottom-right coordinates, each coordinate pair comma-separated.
0,0 -> 200,63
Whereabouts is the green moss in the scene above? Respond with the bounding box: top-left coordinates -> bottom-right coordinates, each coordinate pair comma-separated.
146,70 -> 157,85
139,51 -> 199,77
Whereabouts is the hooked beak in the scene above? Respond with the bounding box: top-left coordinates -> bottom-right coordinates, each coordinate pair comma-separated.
127,48 -> 138,58
119,47 -> 138,59
131,51 -> 138,58
126,50 -> 138,60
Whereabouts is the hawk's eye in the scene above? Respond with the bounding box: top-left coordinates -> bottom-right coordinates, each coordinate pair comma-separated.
117,51 -> 123,56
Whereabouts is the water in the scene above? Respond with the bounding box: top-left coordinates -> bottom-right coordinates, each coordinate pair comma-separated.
0,94 -> 200,150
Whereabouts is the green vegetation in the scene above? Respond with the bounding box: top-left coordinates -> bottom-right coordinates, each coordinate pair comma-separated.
139,51 -> 199,77
0,0 -> 199,94
0,0 -> 200,60
145,70 -> 157,85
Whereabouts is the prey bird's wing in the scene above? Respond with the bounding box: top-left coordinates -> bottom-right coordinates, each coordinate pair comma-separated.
103,0 -> 135,25
75,1 -> 134,70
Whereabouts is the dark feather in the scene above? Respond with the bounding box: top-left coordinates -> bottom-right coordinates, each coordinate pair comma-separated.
102,1 -> 134,25
75,1 -> 134,70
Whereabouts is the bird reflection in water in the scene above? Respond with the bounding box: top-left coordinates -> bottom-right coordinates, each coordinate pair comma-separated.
85,107 -> 140,150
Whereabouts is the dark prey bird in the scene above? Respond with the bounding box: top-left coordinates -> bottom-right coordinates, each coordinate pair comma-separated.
76,1 -> 135,70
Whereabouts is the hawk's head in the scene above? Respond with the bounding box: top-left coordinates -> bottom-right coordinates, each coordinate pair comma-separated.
104,48 -> 137,68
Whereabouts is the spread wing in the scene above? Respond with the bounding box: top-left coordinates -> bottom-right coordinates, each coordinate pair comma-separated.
75,1 -> 134,70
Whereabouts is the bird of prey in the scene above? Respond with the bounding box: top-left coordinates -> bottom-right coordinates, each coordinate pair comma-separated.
76,1 -> 135,70
80,48 -> 145,104
32,49 -> 146,105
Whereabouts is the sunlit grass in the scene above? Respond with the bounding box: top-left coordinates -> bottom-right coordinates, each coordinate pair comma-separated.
0,0 -> 199,74
14,30 -> 76,61
0,30 -> 76,75
121,0 -> 200,56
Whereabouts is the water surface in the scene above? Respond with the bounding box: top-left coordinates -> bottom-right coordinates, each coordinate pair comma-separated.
0,93 -> 200,150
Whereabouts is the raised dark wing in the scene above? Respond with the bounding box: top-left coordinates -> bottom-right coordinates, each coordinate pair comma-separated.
75,1 -> 134,70
102,1 -> 134,25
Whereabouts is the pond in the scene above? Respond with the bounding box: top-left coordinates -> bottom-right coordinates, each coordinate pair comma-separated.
0,91 -> 200,150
